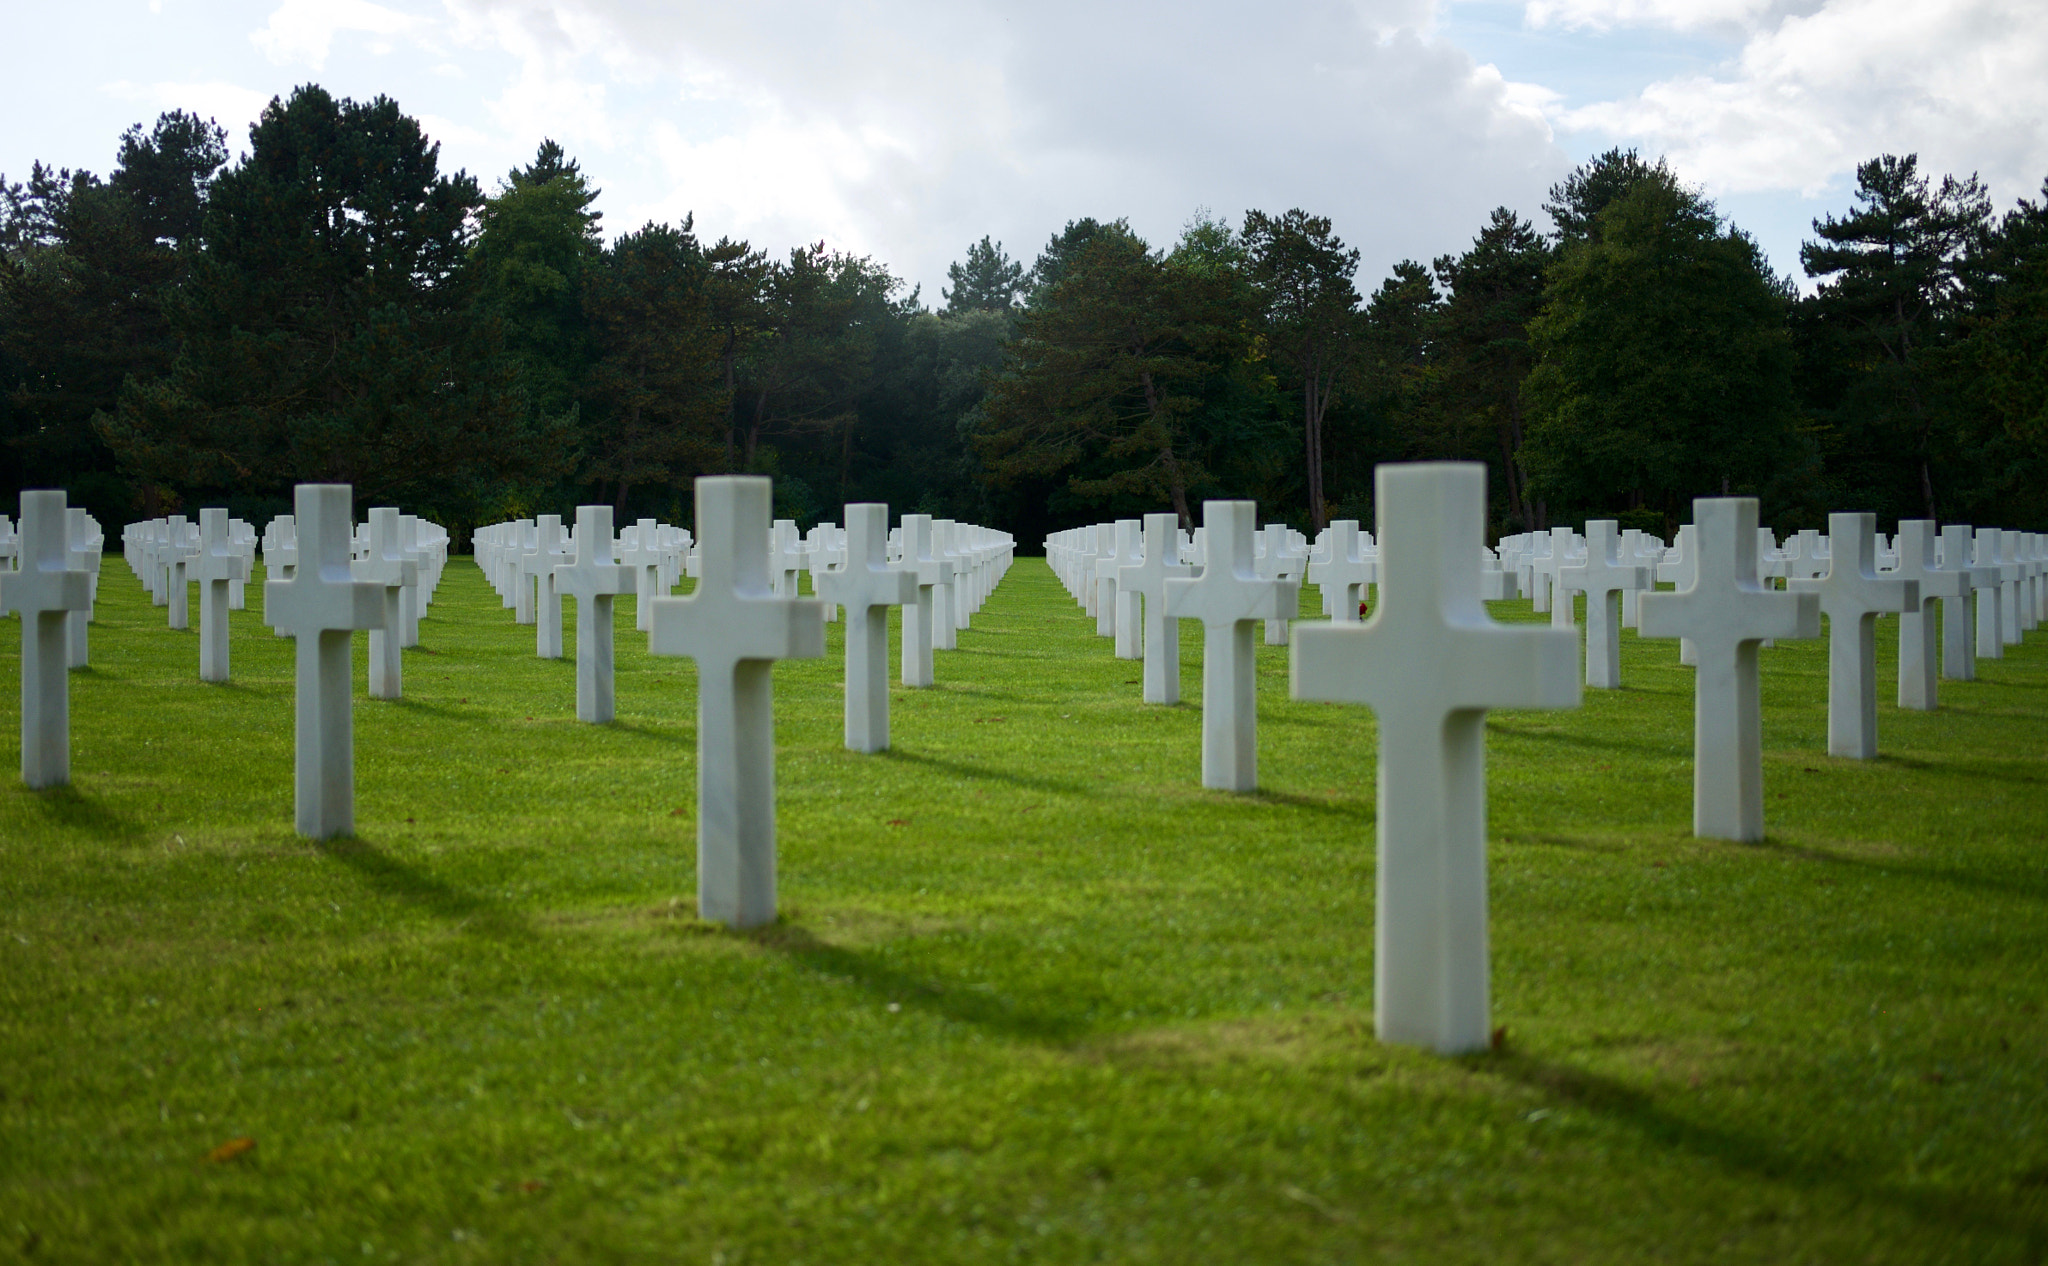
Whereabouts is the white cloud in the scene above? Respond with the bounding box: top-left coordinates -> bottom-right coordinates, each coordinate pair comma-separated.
101,78 -> 274,149
250,0 -> 422,70
1524,0 -> 1780,33
437,0 -> 1570,294
1551,0 -> 2048,202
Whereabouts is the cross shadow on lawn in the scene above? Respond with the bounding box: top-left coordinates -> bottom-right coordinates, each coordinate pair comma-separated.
317,836 -> 536,942
25,783 -> 148,842
1487,718 -> 1687,760
1473,1047 -> 2048,1241
1744,836 -> 2048,906
746,920 -> 1092,1045
1878,753 -> 2047,787
881,747 -> 1092,800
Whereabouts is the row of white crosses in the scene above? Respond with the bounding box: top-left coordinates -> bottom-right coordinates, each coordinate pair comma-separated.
117,508 -> 448,689
468,509 -> 1015,729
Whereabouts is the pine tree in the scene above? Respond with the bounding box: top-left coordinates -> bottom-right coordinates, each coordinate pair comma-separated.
942,236 -> 1022,313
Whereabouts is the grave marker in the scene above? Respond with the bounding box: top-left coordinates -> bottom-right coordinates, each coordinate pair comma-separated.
352,508 -> 418,700
194,508 -> 249,683
648,477 -> 825,928
1558,520 -> 1650,689
1890,520 -> 1968,711
1639,499 -> 1820,841
1118,513 -> 1192,704
266,485 -> 385,838
1291,463 -> 1580,1054
816,503 -> 917,752
1789,513 -> 1917,759
1165,501 -> 1298,792
2,492 -> 93,787
555,505 -> 635,723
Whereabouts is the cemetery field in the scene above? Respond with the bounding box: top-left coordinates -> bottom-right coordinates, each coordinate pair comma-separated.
4,559 -> 2048,1265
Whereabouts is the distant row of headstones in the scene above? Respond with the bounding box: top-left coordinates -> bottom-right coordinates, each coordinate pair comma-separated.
4,469 -> 2039,1057
0,482 -> 1016,934
1045,468 -> 2044,1053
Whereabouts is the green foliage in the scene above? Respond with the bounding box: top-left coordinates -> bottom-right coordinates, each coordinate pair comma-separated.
975,222 -> 1251,527
942,235 -> 1023,313
1797,154 -> 1997,524
473,140 -> 604,426
1521,178 -> 1803,534
1241,208 -> 1361,531
580,220 -> 726,509
3,563 -> 2047,1260
94,86 -> 567,525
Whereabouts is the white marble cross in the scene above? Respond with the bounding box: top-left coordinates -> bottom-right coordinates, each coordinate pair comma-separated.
816,503 -> 917,752
1308,520 -> 1374,622
352,508 -> 418,701
1639,498 -> 1819,841
1164,501 -> 1298,792
649,477 -> 825,928
555,505 -> 635,723
1118,513 -> 1192,704
1890,520 -> 1969,711
65,508 -> 100,668
165,515 -> 194,631
193,508 -> 249,683
2,492 -> 93,787
1789,513 -> 1917,759
266,485 -> 385,838
1971,527 -> 2009,662
1656,525 -> 1699,666
1110,519 -> 1143,658
533,515 -> 568,657
898,514 -> 945,687
1558,520 -> 1651,689
1291,462 -> 1580,1055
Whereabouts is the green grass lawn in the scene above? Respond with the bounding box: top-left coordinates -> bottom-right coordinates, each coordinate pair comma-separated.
2,554 -> 2046,1263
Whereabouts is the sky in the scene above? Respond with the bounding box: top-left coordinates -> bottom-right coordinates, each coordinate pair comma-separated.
5,0 -> 2044,300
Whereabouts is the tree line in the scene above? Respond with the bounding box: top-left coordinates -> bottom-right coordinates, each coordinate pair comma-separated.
4,84 -> 2043,549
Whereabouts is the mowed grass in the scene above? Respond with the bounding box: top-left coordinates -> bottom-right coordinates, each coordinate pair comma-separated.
2,552 -> 2046,1264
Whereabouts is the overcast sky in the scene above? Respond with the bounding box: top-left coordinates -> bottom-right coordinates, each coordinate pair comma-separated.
6,0 -> 2044,299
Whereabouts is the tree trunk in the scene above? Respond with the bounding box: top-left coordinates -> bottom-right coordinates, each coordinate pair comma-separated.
1302,373 -> 1326,534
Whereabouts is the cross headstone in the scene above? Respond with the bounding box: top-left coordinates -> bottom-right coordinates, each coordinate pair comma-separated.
265,485 -> 385,838
1973,527 -> 2010,660
898,514 -> 944,688
1164,501 -> 1297,792
1308,520 -> 1374,622
352,508 -> 418,700
2,492 -> 93,787
816,503 -> 917,752
165,515 -> 194,631
1291,462 -> 1580,1054
1656,525 -> 1699,666
193,508 -> 249,683
1890,520 -> 1968,711
554,505 -> 635,723
622,518 -> 665,633
533,515 -> 568,656
1789,512 -> 1917,760
1118,513 -> 1192,704
648,477 -> 825,927
1558,520 -> 1650,689
65,508 -> 100,669
1639,499 -> 1820,841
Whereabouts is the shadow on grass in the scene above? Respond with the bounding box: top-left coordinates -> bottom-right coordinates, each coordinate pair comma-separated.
1879,753 -> 2047,786
1488,718 -> 1687,760
378,697 -> 473,719
601,720 -> 695,747
1239,787 -> 1362,819
26,783 -> 149,841
1742,836 -> 2048,904
316,836 -> 536,941
882,747 -> 1091,800
747,919 -> 1092,1044
1475,1048 -> 2048,1242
